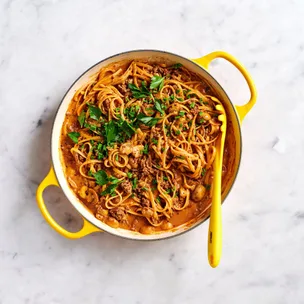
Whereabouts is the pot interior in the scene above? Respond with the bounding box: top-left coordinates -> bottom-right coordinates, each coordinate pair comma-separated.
52,50 -> 241,240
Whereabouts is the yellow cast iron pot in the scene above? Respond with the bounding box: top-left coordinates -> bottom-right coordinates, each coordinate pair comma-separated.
36,50 -> 257,241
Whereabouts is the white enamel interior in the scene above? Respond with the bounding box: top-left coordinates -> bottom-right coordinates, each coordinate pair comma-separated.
51,50 -> 241,241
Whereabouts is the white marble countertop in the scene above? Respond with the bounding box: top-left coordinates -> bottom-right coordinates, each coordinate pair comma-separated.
1,0 -> 304,303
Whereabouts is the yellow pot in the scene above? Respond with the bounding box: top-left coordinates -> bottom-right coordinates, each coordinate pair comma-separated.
36,50 -> 257,240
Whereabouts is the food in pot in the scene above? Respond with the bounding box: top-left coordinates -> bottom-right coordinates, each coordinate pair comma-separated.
60,60 -> 231,234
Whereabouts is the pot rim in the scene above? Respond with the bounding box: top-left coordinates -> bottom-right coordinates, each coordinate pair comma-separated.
50,49 -> 242,241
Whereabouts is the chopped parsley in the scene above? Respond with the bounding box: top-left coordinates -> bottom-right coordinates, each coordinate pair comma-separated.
131,177 -> 138,189
78,111 -> 86,127
151,138 -> 158,145
154,100 -> 165,115
201,168 -> 207,177
88,104 -> 102,121
136,113 -> 160,127
124,106 -> 139,120
101,183 -> 118,196
189,102 -> 195,109
150,75 -> 165,91
205,184 -> 211,190
163,176 -> 168,181
96,142 -> 107,160
143,144 -> 149,155
175,130 -> 181,135
84,122 -> 102,134
93,170 -> 109,186
128,81 -> 151,99
179,111 -> 185,116
68,132 -> 80,143
127,172 -> 133,179
170,94 -> 175,101
171,63 -> 183,69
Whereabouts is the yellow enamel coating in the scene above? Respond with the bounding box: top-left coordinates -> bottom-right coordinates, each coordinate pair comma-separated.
192,51 -> 257,123
36,167 -> 101,239
207,105 -> 226,268
193,51 -> 257,267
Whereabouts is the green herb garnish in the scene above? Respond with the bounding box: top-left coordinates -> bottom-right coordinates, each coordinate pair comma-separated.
205,184 -> 211,190
93,170 -> 109,186
189,102 -> 195,109
136,113 -> 160,127
201,168 -> 207,177
120,120 -> 136,138
154,100 -> 165,115
150,75 -> 165,91
151,138 -> 158,145
143,144 -> 149,155
179,111 -> 185,116
171,63 -> 183,69
127,172 -> 133,179
101,184 -> 118,196
132,177 -> 138,189
88,105 -> 102,121
68,132 -> 80,143
128,81 -> 151,99
78,111 -> 86,127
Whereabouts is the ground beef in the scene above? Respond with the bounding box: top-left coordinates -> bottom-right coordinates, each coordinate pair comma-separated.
99,196 -> 106,205
152,65 -> 168,76
117,84 -> 128,94
139,156 -> 154,177
190,105 -> 200,116
151,127 -> 162,139
120,180 -> 132,194
129,156 -> 139,169
173,197 -> 183,209
104,99 -> 110,111
141,197 -> 150,207
161,180 -> 170,190
110,207 -> 127,222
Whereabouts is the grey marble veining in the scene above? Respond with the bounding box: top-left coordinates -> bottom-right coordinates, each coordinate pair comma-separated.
1,0 -> 304,303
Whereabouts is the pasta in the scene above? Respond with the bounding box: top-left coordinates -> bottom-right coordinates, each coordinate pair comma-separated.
60,60 -> 229,234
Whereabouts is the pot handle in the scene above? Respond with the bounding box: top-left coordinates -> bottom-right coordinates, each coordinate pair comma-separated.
192,51 -> 257,123
36,167 -> 102,239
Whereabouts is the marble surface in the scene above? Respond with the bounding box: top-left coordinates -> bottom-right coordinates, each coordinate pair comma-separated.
1,0 -> 304,303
